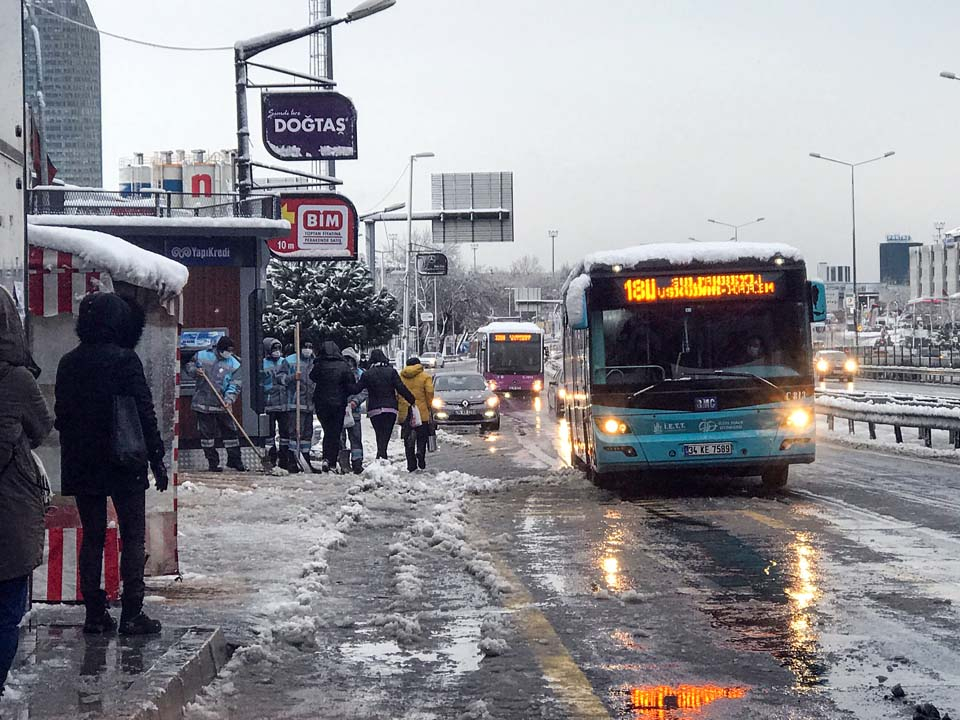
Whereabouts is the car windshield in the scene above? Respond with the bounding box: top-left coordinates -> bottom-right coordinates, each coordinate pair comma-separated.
424,353 -> 439,358
818,351 -> 846,361
591,301 -> 809,386
434,374 -> 487,391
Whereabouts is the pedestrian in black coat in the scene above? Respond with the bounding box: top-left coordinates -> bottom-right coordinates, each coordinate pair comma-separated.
357,349 -> 415,459
0,286 -> 53,698
309,340 -> 358,471
54,293 -> 169,636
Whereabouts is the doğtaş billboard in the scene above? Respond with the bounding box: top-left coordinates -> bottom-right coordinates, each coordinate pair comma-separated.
269,193 -> 359,260
261,92 -> 358,161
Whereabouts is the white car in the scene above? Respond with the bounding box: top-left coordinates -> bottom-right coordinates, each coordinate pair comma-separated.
421,352 -> 445,369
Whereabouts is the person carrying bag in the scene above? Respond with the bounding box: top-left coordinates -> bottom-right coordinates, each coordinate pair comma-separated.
357,349 -> 415,460
397,357 -> 435,472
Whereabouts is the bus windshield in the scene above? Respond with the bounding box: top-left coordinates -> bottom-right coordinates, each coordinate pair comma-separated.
592,301 -> 809,386
488,339 -> 542,374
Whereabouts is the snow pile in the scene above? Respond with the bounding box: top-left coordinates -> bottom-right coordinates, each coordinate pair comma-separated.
28,223 -> 189,299
579,241 -> 802,272
564,273 -> 591,326
30,214 -> 290,233
817,394 -> 960,422
476,320 -> 544,336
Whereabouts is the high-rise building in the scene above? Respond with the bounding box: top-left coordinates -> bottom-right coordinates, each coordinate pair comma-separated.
880,234 -> 920,285
23,0 -> 102,187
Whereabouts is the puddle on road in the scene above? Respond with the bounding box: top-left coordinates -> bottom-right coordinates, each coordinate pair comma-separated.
338,612 -> 483,678
617,683 -> 749,719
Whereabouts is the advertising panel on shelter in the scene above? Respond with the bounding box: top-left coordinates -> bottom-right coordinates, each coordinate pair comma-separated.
269,193 -> 359,260
261,91 -> 358,161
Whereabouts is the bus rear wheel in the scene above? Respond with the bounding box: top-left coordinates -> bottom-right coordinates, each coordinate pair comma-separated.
761,466 -> 789,491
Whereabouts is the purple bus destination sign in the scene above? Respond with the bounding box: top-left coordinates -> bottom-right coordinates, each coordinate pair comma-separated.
261,91 -> 358,161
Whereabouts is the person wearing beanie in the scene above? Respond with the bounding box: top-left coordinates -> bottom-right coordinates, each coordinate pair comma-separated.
185,335 -> 245,472
356,349 -> 415,460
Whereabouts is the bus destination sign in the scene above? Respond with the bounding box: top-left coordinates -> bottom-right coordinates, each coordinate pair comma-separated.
623,273 -> 779,304
493,333 -> 534,342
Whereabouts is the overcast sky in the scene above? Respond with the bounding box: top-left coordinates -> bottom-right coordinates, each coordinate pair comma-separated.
87,0 -> 960,278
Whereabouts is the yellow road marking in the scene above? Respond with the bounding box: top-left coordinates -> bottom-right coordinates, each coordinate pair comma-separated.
739,510 -> 789,531
475,535 -> 612,719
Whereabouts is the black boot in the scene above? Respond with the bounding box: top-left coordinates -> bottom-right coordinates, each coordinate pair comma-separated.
352,458 -> 363,474
285,449 -> 302,474
226,450 -> 247,472
83,591 -> 116,634
301,452 -> 318,473
119,612 -> 161,636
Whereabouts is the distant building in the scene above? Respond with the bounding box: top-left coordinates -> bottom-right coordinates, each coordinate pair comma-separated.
23,0 -> 102,187
880,234 -> 921,285
119,150 -> 236,207
910,242 -> 960,299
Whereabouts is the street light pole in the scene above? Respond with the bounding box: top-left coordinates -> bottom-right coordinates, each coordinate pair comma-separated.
403,152 -> 434,360
548,229 -> 558,275
809,150 -> 895,351
706,217 -> 765,242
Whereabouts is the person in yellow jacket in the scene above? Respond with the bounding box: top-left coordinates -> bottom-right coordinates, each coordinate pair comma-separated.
398,356 -> 435,472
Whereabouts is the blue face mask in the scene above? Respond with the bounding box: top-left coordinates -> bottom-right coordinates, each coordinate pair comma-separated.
221,351 -> 233,360
302,349 -> 314,358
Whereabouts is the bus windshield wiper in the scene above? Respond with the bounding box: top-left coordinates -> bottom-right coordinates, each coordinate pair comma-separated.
685,370 -> 778,389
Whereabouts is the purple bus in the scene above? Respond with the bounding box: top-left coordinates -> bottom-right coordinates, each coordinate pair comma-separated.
477,321 -> 545,394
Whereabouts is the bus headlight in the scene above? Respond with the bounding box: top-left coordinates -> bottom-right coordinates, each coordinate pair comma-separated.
816,359 -> 829,373
844,358 -> 858,374
595,417 -> 629,435
486,396 -> 500,408
785,408 -> 812,430
558,387 -> 567,399
431,397 -> 445,410
487,380 -> 497,391
532,380 -> 543,392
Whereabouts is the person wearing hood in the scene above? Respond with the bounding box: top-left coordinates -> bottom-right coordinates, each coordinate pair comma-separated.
285,341 -> 317,471
259,337 -> 292,472
55,292 -> 168,636
308,341 -> 358,471
338,347 -> 368,474
397,357 -> 435,472
184,336 -> 245,472
356,349 -> 415,460
0,286 -> 53,698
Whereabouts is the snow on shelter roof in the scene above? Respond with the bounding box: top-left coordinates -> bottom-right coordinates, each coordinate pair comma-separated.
476,321 -> 544,335
28,224 -> 189,299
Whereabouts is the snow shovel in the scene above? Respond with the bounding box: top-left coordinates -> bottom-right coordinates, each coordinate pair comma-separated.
197,369 -> 266,465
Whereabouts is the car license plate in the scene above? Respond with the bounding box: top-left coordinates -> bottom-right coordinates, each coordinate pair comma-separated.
454,409 -> 472,415
683,442 -> 733,457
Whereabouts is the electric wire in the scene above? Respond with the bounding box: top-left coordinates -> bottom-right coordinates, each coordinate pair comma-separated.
31,4 -> 233,52
362,162 -> 409,215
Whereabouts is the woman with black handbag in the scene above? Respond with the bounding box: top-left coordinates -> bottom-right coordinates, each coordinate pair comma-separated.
55,293 -> 168,635
0,286 -> 53,698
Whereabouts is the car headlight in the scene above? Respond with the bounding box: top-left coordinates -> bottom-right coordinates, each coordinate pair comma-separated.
816,359 -> 829,372
486,396 -> 499,408
785,408 -> 812,430
557,387 -> 567,399
844,359 -> 858,373
487,380 -> 497,391
431,397 -> 445,410
595,417 -> 629,434
532,380 -> 543,392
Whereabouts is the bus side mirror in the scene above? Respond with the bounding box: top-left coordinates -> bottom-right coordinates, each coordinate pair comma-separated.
809,280 -> 826,323
567,285 -> 589,330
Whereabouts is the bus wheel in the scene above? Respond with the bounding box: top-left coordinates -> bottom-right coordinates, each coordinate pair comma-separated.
761,466 -> 789,491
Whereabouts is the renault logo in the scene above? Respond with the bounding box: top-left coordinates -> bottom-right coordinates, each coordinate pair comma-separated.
461,400 -> 469,408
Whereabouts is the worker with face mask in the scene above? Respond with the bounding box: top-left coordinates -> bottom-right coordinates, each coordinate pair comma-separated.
185,336 -> 244,472
260,337 -> 291,471
285,341 -> 317,471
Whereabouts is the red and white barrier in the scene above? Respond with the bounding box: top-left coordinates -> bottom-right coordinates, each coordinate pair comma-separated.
27,246 -> 112,317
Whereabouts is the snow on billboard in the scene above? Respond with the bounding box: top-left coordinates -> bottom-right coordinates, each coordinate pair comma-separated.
269,193 -> 359,260
261,91 -> 358,161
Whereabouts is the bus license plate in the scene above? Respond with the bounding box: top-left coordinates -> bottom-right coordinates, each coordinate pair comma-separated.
683,442 -> 733,457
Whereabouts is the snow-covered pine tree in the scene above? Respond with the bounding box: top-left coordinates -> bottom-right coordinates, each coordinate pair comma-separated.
263,259 -> 400,350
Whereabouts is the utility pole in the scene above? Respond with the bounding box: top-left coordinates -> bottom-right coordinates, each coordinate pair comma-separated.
936,221 -> 946,245
548,229 -> 558,275
471,243 -> 478,272
309,0 -> 335,186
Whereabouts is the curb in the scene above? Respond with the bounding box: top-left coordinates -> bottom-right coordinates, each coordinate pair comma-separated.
123,627 -> 229,720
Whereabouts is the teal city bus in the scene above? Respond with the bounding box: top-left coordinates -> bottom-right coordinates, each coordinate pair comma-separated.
561,242 -> 826,490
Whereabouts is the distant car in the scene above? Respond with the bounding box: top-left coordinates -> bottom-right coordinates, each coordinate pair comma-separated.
814,350 -> 858,381
421,352 -> 445,369
545,363 -> 565,419
431,371 -> 500,431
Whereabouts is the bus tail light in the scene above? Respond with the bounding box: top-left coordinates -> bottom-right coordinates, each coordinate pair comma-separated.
595,417 -> 629,435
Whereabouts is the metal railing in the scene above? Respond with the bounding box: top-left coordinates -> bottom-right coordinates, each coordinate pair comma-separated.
816,389 -> 960,448
852,344 -> 960,369
28,187 -> 280,220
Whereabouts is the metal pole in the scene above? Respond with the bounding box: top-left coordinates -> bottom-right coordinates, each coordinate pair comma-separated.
403,155 -> 413,360
548,230 -> 558,275
851,165 -> 859,350
323,1 -> 335,188
472,243 -> 478,272
235,49 -> 251,201
433,277 -> 439,340
365,220 -> 376,288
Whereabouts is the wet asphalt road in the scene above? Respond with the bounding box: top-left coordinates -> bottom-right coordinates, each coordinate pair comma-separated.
420,391 -> 960,719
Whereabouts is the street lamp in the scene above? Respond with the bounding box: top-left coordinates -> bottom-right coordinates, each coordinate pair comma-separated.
234,0 -> 396,200
706,217 -> 765,242
548,229 -> 559,275
361,202 -> 405,290
809,150 -> 895,350
403,152 -> 434,359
